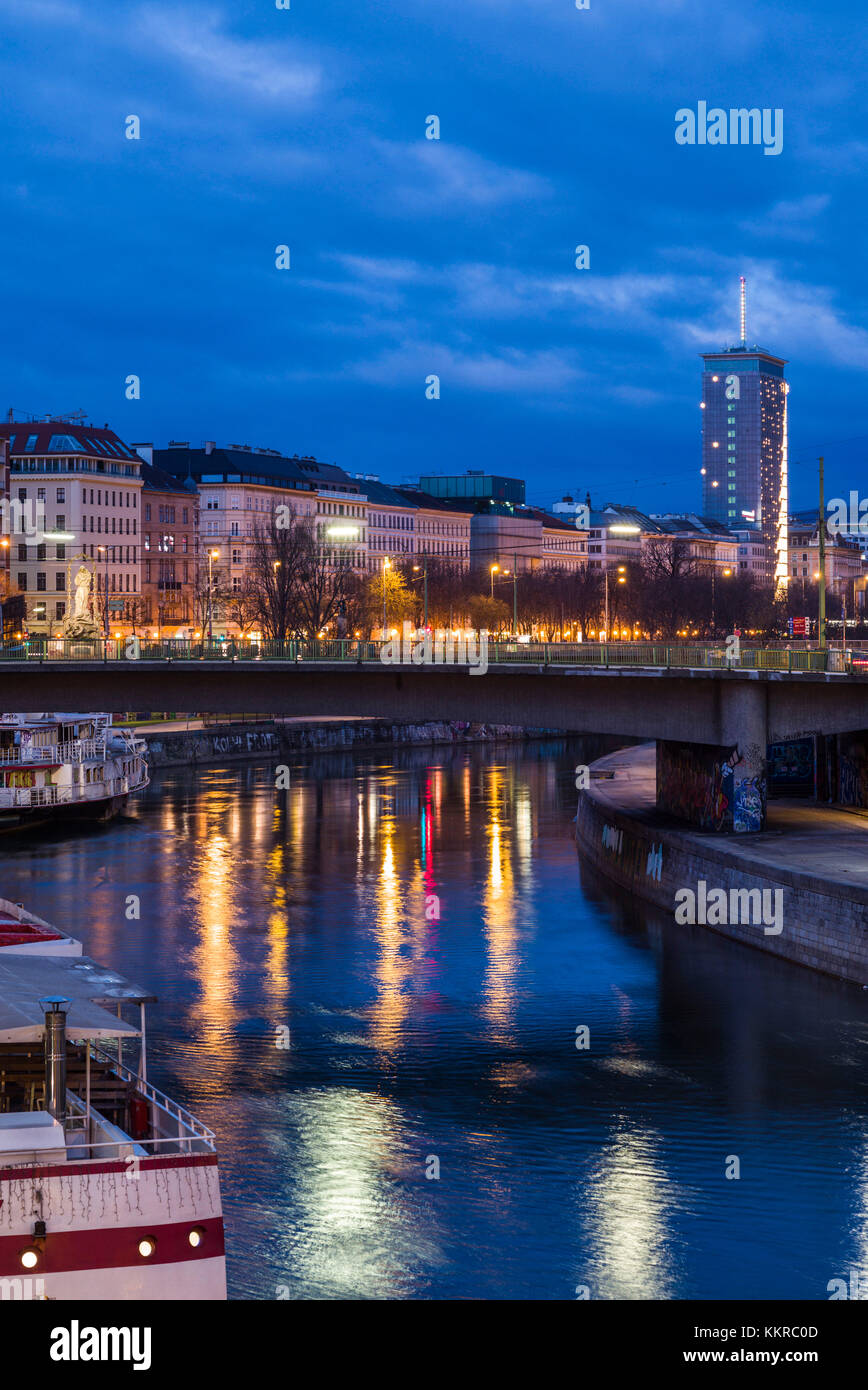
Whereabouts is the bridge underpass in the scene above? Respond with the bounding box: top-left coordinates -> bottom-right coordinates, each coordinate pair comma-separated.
5,661 -> 868,833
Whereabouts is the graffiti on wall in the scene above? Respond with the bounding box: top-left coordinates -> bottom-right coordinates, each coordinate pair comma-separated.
733,774 -> 765,833
838,733 -> 868,808
656,741 -> 733,831
768,737 -> 815,797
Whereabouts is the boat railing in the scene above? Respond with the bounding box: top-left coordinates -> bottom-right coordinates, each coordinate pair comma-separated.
0,740 -> 106,766
0,768 -> 147,809
88,1044 -> 217,1155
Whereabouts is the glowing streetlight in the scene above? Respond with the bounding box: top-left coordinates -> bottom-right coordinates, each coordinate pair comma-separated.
207,548 -> 219,641
382,556 -> 391,634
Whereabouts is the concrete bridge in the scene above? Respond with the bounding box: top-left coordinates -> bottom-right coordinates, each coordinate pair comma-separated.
2,640 -> 866,833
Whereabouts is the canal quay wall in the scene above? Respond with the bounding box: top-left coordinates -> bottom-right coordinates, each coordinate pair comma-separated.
575,745 -> 868,986
142,718 -> 572,767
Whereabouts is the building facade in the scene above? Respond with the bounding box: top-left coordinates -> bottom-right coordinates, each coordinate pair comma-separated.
151,442 -> 367,633
700,332 -> 789,588
139,462 -> 199,635
0,418 -> 143,635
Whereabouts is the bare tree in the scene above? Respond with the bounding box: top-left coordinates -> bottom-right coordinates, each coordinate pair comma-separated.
248,509 -> 310,638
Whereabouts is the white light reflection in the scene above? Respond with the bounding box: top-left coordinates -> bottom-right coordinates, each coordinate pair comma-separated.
580,1124 -> 679,1299
282,1088 -> 444,1298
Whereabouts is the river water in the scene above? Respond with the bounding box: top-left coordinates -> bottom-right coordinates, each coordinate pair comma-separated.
4,739 -> 868,1300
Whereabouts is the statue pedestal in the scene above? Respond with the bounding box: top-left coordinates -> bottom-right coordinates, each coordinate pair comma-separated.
61,616 -> 102,640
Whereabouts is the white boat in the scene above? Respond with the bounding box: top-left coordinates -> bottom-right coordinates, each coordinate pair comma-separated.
0,714 -> 149,831
0,898 -> 226,1300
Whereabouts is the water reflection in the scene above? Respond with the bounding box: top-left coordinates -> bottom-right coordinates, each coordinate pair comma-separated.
2,737 -> 867,1300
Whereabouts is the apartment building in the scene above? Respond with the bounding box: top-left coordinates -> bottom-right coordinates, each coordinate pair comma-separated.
356,478 -> 416,568
149,443 -> 368,632
0,417 -> 143,634
398,488 -> 472,564
650,514 -> 739,571
788,514 -> 864,606
138,461 -> 199,635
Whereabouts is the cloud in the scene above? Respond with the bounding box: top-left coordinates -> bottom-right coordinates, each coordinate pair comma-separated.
680,262 -> 868,369
346,342 -> 583,395
740,194 -> 830,241
134,6 -> 323,103
369,140 -> 551,211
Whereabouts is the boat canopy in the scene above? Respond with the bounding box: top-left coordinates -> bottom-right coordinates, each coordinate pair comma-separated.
0,954 -> 154,1043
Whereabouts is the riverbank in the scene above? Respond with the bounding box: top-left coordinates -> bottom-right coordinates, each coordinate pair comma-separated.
575,744 -> 868,985
138,717 -> 574,767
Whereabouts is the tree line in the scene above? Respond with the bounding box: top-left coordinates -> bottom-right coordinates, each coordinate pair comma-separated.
153,512 -> 863,641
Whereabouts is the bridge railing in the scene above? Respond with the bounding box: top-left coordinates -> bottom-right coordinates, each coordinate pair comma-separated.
0,637 -> 854,673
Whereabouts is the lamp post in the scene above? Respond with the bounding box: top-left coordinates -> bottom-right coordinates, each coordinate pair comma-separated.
207,548 -> 219,641
490,563 -> 499,599
604,565 -> 626,639
0,537 -> 8,644
710,564 -> 732,633
412,558 -> 429,628
96,545 -> 109,640
382,556 -> 391,636
818,455 -> 826,650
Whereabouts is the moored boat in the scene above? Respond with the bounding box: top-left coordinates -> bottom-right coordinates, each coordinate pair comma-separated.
0,713 -> 149,831
0,900 -> 226,1299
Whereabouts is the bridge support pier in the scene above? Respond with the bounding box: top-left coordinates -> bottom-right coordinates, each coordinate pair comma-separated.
656,680 -> 768,833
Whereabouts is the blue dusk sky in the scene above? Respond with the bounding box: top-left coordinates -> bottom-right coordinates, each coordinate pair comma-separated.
1,0 -> 866,512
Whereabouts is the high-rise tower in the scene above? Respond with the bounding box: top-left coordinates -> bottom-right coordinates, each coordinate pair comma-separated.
700,278 -> 788,588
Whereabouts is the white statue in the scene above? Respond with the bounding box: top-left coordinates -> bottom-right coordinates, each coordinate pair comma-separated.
72,565 -> 93,619
62,563 -> 101,639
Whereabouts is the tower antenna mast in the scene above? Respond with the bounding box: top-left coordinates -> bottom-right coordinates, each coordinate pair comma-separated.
739,276 -> 746,346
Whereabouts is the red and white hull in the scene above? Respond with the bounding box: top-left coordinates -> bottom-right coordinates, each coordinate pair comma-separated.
0,1154 -> 226,1300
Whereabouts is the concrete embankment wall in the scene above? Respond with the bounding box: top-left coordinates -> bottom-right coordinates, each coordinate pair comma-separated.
143,719 -> 565,767
575,763 -> 868,985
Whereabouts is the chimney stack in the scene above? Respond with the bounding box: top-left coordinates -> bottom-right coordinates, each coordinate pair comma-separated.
40,996 -> 71,1124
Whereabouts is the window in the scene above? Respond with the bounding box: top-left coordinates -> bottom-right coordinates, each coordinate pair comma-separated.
55,573 -> 65,591
17,544 -> 26,562
56,487 -> 65,503
36,572 -> 46,591
17,572 -> 26,590
36,487 -> 46,502
144,503 -> 151,521
56,601 -> 65,620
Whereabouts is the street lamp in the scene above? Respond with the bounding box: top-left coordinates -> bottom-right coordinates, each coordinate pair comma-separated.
490,564 -> 518,634
604,565 -> 626,639
412,558 -> 429,628
382,556 -> 391,635
207,549 -> 219,641
0,537 -> 8,644
710,564 -> 733,634
96,545 -> 110,640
